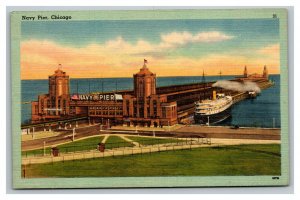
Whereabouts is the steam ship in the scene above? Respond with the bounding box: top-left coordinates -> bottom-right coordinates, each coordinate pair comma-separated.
194,91 -> 233,125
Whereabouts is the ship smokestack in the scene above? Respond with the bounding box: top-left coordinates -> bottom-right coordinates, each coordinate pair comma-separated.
213,91 -> 217,100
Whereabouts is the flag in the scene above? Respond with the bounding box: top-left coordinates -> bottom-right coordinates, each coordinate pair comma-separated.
144,59 -> 148,64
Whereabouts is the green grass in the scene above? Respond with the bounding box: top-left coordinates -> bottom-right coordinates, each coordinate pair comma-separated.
104,136 -> 135,149
128,136 -> 180,146
22,144 -> 281,178
22,136 -> 105,157
22,135 -> 134,157
57,136 -> 105,152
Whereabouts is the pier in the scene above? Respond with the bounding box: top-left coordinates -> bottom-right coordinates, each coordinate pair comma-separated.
27,64 -> 274,128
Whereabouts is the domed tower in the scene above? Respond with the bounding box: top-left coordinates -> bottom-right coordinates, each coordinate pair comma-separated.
133,59 -> 156,99
49,64 -> 70,98
48,64 -> 70,115
263,65 -> 269,79
243,65 -> 248,78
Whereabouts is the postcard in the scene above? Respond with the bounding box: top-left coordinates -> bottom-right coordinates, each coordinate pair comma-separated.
11,9 -> 289,188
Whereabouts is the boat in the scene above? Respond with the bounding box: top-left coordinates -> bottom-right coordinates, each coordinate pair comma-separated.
247,91 -> 257,99
194,91 -> 233,125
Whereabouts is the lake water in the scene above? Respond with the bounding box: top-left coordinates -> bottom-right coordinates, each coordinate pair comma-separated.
21,75 -> 280,128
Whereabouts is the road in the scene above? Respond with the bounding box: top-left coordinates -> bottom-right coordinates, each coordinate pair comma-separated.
22,124 -> 101,151
174,126 -> 280,140
22,124 -> 280,151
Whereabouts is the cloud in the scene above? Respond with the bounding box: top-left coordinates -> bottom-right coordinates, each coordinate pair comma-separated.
21,31 -> 234,71
103,36 -> 157,55
160,31 -> 234,48
20,35 -> 279,79
101,31 -> 234,55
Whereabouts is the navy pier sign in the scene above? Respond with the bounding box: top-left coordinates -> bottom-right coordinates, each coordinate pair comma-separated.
71,93 -> 123,101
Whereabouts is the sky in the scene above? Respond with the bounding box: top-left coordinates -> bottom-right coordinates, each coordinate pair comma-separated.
21,19 -> 280,79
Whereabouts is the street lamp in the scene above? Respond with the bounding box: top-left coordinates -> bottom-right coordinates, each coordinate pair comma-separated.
72,128 -> 75,141
43,141 -> 46,156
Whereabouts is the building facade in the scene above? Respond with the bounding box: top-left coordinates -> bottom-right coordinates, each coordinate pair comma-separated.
31,63 -> 270,126
31,62 -> 178,127
31,66 -> 70,121
122,62 -> 177,127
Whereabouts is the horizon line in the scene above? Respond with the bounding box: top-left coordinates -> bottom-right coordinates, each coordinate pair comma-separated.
21,73 -> 280,81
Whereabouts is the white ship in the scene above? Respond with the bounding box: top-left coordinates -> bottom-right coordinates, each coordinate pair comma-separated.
194,91 -> 233,125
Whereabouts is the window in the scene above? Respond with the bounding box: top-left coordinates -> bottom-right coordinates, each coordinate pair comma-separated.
35,105 -> 38,114
153,100 -> 157,117
63,99 -> 66,113
126,100 -> 130,116
41,99 -> 44,113
162,107 -> 166,118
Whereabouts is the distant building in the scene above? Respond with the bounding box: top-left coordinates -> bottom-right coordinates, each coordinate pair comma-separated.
263,65 -> 269,79
241,65 -> 269,80
243,65 -> 248,78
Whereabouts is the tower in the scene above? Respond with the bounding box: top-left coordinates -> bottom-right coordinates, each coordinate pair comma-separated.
133,59 -> 156,99
49,64 -> 69,98
201,70 -> 206,83
243,65 -> 248,78
263,65 -> 269,79
48,64 -> 70,115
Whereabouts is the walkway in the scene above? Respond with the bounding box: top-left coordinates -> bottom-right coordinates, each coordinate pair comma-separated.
22,131 -> 60,141
101,134 -> 110,143
118,135 -> 140,147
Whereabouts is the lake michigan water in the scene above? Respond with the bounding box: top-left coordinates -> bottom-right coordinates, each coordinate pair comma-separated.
21,75 -> 280,128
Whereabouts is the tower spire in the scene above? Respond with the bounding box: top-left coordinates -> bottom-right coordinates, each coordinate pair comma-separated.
263,65 -> 268,79
243,65 -> 248,78
134,59 -> 156,98
202,70 -> 206,83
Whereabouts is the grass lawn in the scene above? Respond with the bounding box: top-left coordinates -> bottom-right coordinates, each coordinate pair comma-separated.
104,135 -> 135,149
22,144 -> 281,177
22,136 -> 105,157
128,136 -> 180,146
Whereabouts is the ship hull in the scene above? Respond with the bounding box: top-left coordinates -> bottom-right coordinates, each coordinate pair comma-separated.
194,107 -> 232,125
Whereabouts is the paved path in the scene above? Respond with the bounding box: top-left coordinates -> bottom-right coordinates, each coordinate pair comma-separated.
175,126 -> 280,140
21,138 -> 280,165
118,135 -> 140,147
101,134 -> 110,143
22,131 -> 60,141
